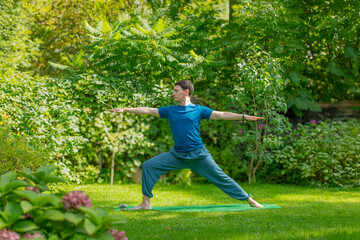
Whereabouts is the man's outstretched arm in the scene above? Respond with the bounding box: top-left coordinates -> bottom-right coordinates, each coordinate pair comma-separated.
107,107 -> 160,117
210,111 -> 263,121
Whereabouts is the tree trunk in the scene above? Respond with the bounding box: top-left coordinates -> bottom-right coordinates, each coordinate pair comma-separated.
97,142 -> 102,178
110,117 -> 122,187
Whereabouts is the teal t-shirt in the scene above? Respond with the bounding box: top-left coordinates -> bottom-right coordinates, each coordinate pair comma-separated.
158,103 -> 213,152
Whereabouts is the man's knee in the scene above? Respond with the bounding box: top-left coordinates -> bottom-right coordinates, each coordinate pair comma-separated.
142,160 -> 151,172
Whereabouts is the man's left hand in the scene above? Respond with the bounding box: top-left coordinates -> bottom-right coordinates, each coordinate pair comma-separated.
245,115 -> 264,121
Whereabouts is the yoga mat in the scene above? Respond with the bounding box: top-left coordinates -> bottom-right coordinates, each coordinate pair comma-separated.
114,204 -> 280,212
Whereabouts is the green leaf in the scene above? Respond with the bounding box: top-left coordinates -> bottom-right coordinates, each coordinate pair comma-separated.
13,220 -> 38,232
37,166 -> 55,174
4,202 -> 22,221
64,212 -> 84,226
95,207 -> 108,218
13,190 -> 37,202
3,180 -> 28,193
102,20 -> 111,34
289,72 -> 300,85
0,171 -> 16,184
112,31 -> 122,40
43,209 -> 65,221
77,207 -> 101,225
59,225 -> 76,239
34,194 -> 61,207
84,21 -> 101,35
42,175 -> 67,184
23,168 -> 35,176
0,217 -> 8,229
97,231 -> 115,240
83,218 -> 97,235
20,200 -> 35,213
189,50 -> 203,62
33,171 -> 46,183
48,234 -> 61,240
101,215 -> 127,226
344,46 -> 358,60
37,183 -> 50,192
17,172 -> 35,183
154,18 -> 166,34
326,62 -> 345,76
48,61 -> 70,70
139,16 -> 152,32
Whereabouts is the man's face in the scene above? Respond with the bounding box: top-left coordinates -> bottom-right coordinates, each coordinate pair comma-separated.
172,85 -> 188,102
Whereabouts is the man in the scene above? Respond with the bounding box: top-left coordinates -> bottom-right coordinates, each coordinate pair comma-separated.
108,80 -> 264,210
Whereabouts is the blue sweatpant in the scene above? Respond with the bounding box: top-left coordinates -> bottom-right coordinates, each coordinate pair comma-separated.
141,147 -> 251,200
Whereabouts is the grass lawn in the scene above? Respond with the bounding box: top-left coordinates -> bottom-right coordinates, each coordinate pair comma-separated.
61,183 -> 360,240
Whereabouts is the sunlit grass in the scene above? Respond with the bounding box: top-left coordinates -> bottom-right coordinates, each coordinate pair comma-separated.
60,183 -> 360,240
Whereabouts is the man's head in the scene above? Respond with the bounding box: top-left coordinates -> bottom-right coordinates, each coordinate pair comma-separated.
174,80 -> 194,97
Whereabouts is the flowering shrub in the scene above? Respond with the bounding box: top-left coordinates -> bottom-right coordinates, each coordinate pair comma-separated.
0,166 -> 127,239
269,119 -> 360,187
25,186 -> 40,194
22,232 -> 44,239
108,229 -> 128,240
0,228 -> 20,240
62,191 -> 92,210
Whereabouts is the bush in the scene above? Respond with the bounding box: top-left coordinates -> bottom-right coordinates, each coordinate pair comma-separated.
269,119 -> 360,187
0,166 -> 127,240
0,122 -> 49,175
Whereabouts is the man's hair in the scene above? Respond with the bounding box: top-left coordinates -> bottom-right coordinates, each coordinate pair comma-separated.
175,80 -> 194,97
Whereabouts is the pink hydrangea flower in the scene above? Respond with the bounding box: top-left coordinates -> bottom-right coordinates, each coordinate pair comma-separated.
61,191 -> 92,211
0,229 -> 20,240
26,186 -> 40,194
24,213 -> 33,219
108,229 -> 128,240
22,232 -> 44,239
310,120 -> 317,125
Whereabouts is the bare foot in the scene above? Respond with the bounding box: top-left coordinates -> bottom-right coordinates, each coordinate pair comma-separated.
129,203 -> 151,210
247,197 -> 264,208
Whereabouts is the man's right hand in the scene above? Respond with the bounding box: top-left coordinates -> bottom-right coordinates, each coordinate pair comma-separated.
107,108 -> 124,113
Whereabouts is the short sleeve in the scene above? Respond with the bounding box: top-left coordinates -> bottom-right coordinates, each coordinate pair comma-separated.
200,106 -> 213,119
158,106 -> 172,118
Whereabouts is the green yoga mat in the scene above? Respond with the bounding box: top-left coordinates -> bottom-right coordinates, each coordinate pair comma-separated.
114,204 -> 280,212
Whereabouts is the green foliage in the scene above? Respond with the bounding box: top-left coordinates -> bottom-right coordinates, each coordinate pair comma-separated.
0,167 -> 126,239
2,0 -> 359,187
0,0 -> 40,70
0,66 -> 168,183
0,68 -> 87,158
78,16 -> 206,82
23,0 -> 144,75
0,121 -> 49,175
230,0 -> 360,115
270,119 -> 360,187
228,46 -> 290,184
18,166 -> 66,192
